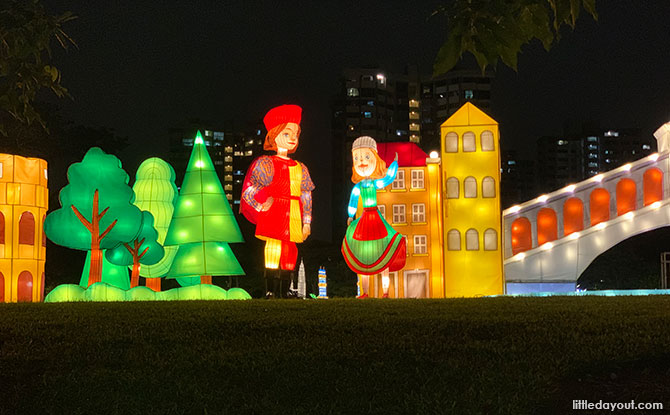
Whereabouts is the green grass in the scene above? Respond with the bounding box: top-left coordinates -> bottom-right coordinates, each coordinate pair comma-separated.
1,297 -> 669,414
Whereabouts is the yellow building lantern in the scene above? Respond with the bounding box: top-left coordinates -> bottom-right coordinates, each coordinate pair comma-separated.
0,154 -> 48,302
440,103 -> 503,297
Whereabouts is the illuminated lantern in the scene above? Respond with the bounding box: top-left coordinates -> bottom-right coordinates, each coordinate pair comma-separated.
297,259 -> 306,298
131,157 -> 179,291
317,267 -> 328,299
105,211 -> 164,288
44,147 -> 143,287
341,136 -> 406,286
80,250 -> 132,290
0,154 -> 48,302
240,104 -> 314,296
164,131 -> 244,283
440,103 -> 503,297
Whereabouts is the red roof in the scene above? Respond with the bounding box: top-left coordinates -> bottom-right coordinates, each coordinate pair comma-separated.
376,142 -> 427,167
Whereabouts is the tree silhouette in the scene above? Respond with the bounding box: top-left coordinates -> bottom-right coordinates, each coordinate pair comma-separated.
44,147 -> 142,286
106,211 -> 164,288
164,131 -> 244,283
131,157 -> 179,290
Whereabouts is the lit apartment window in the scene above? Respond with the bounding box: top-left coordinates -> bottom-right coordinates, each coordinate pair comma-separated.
347,88 -> 359,97
484,229 -> 498,251
224,165 -> 232,172
481,131 -> 495,151
642,144 -> 651,150
409,135 -> 420,143
245,150 -> 253,156
409,123 -> 420,132
413,235 -> 427,254
463,132 -> 476,152
378,205 -> 385,219
466,229 -> 479,250
224,156 -> 233,163
363,112 -> 372,118
409,100 -> 419,108
410,170 -> 424,189
482,177 -> 495,198
214,161 -> 224,166
205,130 -> 212,136
392,170 -> 405,190
445,132 -> 458,152
412,204 -> 425,223
447,177 -> 459,198
464,90 -> 474,99
392,204 -> 406,224
464,177 -> 477,198
226,194 -> 232,200
447,229 -> 461,251
224,175 -> 233,182
224,184 -> 233,191
224,146 -> 233,153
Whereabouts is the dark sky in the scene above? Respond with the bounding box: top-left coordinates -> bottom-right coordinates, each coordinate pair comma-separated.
44,0 -> 670,240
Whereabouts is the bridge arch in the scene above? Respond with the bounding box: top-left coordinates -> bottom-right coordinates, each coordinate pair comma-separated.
537,208 -> 558,245
511,217 -> 532,255
616,178 -> 637,216
563,197 -> 584,236
590,188 -> 610,226
643,168 -> 663,206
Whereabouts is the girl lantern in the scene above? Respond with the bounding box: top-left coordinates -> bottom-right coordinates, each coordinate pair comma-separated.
241,105 -> 314,297
341,136 -> 406,298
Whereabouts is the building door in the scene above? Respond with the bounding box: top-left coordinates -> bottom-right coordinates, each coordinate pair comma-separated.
404,271 -> 428,298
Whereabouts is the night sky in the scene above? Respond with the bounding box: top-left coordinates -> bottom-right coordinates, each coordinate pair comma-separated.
43,0 -> 670,241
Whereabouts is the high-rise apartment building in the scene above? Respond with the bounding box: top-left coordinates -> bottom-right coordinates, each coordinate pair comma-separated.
534,128 -> 655,195
167,119 -> 263,209
420,63 -> 493,152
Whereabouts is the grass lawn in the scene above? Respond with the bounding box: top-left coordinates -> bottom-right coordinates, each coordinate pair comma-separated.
1,297 -> 669,414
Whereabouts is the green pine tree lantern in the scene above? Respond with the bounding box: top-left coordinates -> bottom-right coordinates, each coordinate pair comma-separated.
164,131 -> 244,284
131,157 -> 180,290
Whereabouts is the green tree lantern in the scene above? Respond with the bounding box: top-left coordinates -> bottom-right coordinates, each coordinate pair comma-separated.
105,211 -> 164,288
79,250 -> 132,290
164,131 -> 244,283
131,157 -> 179,290
44,147 -> 143,286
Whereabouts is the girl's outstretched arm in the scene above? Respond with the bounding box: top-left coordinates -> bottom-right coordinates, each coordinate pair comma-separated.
375,155 -> 399,189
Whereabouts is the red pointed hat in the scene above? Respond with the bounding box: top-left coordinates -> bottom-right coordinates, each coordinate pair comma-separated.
263,104 -> 302,131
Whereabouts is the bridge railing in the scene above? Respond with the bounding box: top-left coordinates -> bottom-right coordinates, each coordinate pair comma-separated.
502,151 -> 670,260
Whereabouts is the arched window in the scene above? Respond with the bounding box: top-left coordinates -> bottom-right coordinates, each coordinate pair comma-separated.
447,229 -> 461,251
643,168 -> 663,206
466,229 -> 479,250
42,214 -> 47,247
484,229 -> 498,251
17,271 -> 33,302
445,132 -> 458,153
537,208 -> 558,245
511,217 -> 532,255
463,132 -> 476,152
464,176 -> 477,198
0,212 -> 4,245
590,188 -> 610,226
447,177 -> 459,199
19,212 -> 35,245
616,178 -> 636,216
481,130 -> 495,151
482,177 -> 496,198
0,272 -> 4,302
563,197 -> 584,236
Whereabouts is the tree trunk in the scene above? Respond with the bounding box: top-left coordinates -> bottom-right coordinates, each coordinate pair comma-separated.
89,246 -> 103,286
130,261 -> 140,288
145,278 -> 161,292
201,275 -> 212,285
